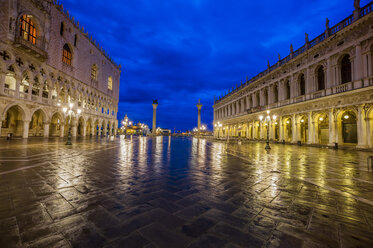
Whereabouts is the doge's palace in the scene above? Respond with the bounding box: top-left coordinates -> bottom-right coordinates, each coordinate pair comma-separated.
213,0 -> 373,149
0,0 -> 121,138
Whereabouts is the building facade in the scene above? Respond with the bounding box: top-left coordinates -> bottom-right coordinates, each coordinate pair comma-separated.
0,0 -> 121,138
213,1 -> 373,149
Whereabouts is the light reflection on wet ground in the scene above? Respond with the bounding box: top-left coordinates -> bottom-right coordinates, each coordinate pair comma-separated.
0,137 -> 373,247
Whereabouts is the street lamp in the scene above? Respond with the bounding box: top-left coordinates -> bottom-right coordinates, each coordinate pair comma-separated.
62,103 -> 81,145
259,110 -> 275,150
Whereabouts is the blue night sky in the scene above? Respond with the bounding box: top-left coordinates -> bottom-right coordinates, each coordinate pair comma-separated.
61,0 -> 369,131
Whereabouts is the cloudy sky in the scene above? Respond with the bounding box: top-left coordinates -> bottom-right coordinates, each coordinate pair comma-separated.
61,0 -> 368,131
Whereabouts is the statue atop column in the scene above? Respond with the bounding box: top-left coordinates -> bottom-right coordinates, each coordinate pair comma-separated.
152,100 -> 158,136
353,0 -> 361,21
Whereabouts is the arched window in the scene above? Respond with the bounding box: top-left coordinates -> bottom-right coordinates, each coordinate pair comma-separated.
4,73 -> 16,90
299,74 -> 305,95
286,81 -> 291,99
91,65 -> 98,81
62,44 -> 72,65
108,76 -> 113,90
317,66 -> 325,90
20,15 -> 37,45
264,89 -> 268,106
341,55 -> 351,84
274,85 -> 278,103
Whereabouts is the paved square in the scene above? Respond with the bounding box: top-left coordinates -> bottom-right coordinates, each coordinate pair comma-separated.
1,137 -> 373,247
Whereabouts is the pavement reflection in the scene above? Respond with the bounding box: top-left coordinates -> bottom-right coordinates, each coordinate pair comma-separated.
0,137 -> 372,247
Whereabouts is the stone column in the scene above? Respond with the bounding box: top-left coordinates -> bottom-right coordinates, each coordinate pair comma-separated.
259,122 -> 263,139
23,120 -> 30,139
15,76 -> 21,98
308,112 -> 314,144
357,105 -> 368,148
305,67 -> 311,94
38,85 -> 43,103
292,114 -> 297,143
328,109 -> 336,146
354,44 -> 363,88
196,99 -> 202,135
366,52 -> 372,78
43,122 -> 50,138
60,124 -> 65,138
289,75 -> 295,99
82,123 -> 87,136
91,126 -> 95,136
367,116 -> 372,147
326,58 -> 333,91
71,124 -> 77,137
152,102 -> 158,135
279,117 -> 283,141
27,82 -> 33,101
0,73 -> 5,95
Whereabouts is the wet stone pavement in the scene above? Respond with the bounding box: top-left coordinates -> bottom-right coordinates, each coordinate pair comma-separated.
1,136 -> 373,248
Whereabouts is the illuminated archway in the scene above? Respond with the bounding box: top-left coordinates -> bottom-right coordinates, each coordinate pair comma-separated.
1,105 -> 26,137
49,112 -> 64,137
339,111 -> 357,144
315,113 -> 329,144
29,109 -> 46,137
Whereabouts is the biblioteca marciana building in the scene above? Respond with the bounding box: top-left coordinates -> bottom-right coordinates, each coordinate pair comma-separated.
0,0 -> 121,138
213,1 -> 373,149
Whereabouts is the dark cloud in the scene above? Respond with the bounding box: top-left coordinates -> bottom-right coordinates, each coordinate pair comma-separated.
62,0 -> 368,130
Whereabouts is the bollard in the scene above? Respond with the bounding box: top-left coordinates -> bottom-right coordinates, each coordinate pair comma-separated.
297,141 -> 301,146
334,142 -> 338,150
282,140 -> 285,145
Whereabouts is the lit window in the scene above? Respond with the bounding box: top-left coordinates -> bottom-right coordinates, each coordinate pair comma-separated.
91,65 -> 98,81
20,15 -> 37,45
62,44 -> 72,65
108,76 -> 113,90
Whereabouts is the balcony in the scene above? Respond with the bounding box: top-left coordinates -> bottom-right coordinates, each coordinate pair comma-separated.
312,90 -> 325,99
295,95 -> 305,103
4,88 -> 16,97
280,99 -> 290,106
13,36 -> 48,61
332,82 -> 352,94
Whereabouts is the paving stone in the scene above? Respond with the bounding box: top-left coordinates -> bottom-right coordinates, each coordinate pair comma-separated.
212,223 -> 264,247
0,217 -> 22,248
107,232 -> 150,248
0,138 -> 373,247
187,234 -> 228,248
176,202 -> 211,219
139,223 -> 190,248
182,217 -> 215,237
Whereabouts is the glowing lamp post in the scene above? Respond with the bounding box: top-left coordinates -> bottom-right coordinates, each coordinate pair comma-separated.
62,103 -> 81,145
259,110 -> 276,150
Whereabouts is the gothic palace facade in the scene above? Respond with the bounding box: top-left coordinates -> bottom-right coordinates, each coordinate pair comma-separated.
213,1 -> 373,149
0,0 -> 121,138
